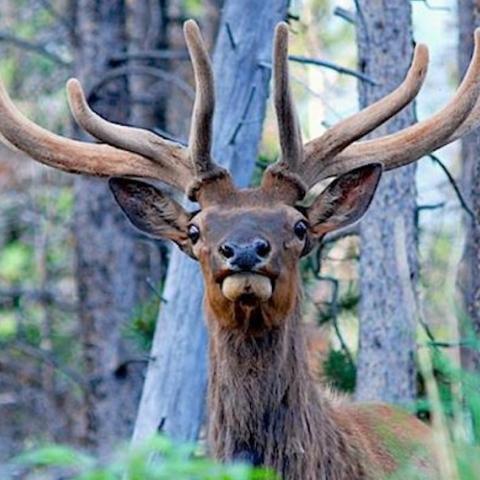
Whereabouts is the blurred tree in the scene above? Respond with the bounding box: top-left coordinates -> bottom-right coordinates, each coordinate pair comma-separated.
354,1 -> 417,405
457,0 -> 480,373
71,0 -> 168,454
132,0 -> 290,446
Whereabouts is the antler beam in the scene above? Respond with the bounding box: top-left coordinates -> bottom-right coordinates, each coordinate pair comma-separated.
263,22 -> 430,199
299,29 -> 480,187
0,20 -> 230,202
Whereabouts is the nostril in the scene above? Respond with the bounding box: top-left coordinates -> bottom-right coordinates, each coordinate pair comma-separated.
219,243 -> 235,259
255,239 -> 271,258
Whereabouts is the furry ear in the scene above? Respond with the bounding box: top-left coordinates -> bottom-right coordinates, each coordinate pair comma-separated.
306,164 -> 382,238
109,178 -> 194,257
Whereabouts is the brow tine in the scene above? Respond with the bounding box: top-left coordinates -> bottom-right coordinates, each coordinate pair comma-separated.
66,78 -> 190,171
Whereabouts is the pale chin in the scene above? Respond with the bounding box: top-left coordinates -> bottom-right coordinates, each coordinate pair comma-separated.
221,273 -> 273,302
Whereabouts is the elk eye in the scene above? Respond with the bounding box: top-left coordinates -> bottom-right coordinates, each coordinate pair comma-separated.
294,220 -> 308,240
188,224 -> 200,244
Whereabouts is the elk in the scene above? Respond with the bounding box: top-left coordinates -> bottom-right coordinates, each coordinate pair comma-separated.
1,19 -> 479,480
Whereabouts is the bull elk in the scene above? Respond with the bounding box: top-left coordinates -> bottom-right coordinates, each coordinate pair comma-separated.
1,19 -> 479,479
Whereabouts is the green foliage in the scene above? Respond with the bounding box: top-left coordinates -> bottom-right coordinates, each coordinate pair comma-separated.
0,241 -> 34,282
184,0 -> 204,16
250,154 -> 276,188
323,348 -> 356,393
0,312 -> 17,340
13,436 -> 277,480
124,293 -> 161,351
316,282 -> 359,325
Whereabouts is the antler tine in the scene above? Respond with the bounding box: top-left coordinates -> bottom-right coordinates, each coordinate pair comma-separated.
304,43 -> 429,165
273,22 -> 303,171
302,28 -> 480,186
0,79 -> 192,190
183,19 -> 216,175
66,78 -> 191,173
67,20 -> 218,179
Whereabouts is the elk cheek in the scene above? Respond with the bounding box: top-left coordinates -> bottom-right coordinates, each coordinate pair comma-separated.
271,269 -> 298,319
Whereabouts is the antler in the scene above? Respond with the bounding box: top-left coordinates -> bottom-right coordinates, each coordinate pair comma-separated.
300,29 -> 480,185
263,24 -> 480,200
0,20 -> 231,203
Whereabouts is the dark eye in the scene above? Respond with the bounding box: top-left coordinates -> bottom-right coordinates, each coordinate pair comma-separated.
294,220 -> 308,240
188,224 -> 200,244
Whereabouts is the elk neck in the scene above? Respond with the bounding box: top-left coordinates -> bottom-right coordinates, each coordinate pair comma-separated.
205,289 -> 366,480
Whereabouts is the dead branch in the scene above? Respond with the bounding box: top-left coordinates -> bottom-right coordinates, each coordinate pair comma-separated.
111,49 -> 190,63
429,154 -> 476,222
334,7 -> 356,24
88,65 -> 194,100
8,340 -> 86,387
0,32 -> 70,66
288,55 -> 378,85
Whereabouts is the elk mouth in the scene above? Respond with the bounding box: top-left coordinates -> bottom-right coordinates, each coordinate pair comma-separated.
221,272 -> 273,303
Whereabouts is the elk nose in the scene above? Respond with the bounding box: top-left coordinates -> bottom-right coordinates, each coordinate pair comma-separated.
218,239 -> 271,270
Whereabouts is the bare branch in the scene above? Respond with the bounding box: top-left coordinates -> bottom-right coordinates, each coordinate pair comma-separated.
429,154 -> 476,222
334,7 -> 356,24
417,202 -> 446,212
8,340 -> 86,387
0,32 -> 70,66
411,0 -> 450,12
316,275 -> 355,367
259,57 -> 378,85
289,55 -> 378,85
111,49 -> 190,63
88,65 -> 195,100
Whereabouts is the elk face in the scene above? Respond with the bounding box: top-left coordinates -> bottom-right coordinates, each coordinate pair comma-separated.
181,201 -> 308,329
2,19 -> 479,330
109,163 -> 381,332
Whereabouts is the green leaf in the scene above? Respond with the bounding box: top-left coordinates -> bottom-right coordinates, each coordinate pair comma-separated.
16,444 -> 94,469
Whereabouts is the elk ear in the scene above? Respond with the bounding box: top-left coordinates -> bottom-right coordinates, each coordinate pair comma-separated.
109,178 -> 194,257
306,164 -> 382,238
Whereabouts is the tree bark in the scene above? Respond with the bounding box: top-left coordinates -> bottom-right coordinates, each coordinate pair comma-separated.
132,0 -> 290,445
354,1 -> 418,405
457,0 -> 480,373
73,0 -> 162,454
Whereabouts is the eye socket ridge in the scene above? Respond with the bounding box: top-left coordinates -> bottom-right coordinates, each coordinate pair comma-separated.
187,224 -> 200,244
294,219 -> 309,240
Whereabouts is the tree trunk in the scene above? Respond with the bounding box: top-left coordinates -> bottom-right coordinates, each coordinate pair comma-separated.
354,1 -> 417,405
128,0 -> 169,130
457,0 -> 480,373
73,0 -> 162,454
132,0 -> 290,445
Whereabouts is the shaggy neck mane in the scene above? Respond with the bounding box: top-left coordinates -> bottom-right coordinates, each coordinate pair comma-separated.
206,295 -> 366,480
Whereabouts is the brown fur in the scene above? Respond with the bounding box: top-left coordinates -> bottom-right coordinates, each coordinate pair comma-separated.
108,170 -> 436,479
203,282 -> 435,479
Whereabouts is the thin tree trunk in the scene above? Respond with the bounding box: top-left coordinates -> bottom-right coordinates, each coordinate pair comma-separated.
355,1 -> 417,405
73,0 -> 154,454
457,0 -> 480,373
132,0 -> 290,445
128,0 -> 169,130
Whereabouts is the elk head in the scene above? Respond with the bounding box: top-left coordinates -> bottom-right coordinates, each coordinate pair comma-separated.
1,21 -> 480,334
